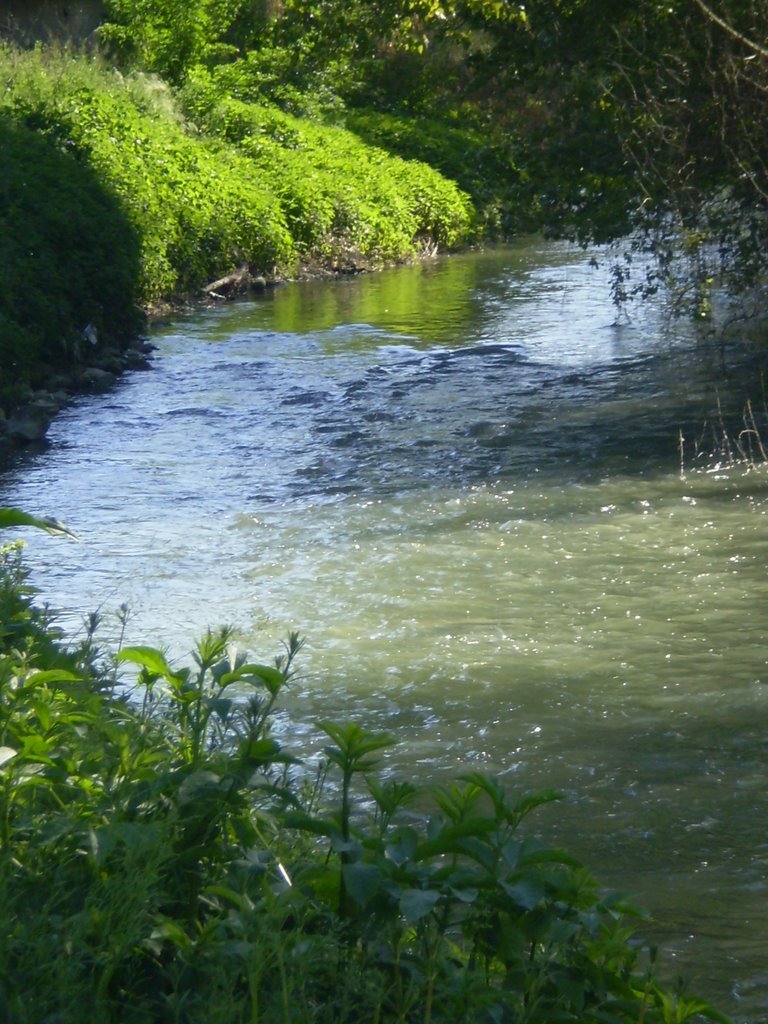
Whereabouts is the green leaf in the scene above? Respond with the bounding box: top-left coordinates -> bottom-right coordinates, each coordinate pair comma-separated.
517,836 -> 582,870
116,645 -> 177,680
205,696 -> 233,719
21,668 -> 82,687
384,826 -> 419,866
147,919 -> 192,949
332,836 -> 362,859
0,507 -> 79,539
283,810 -> 340,839
456,771 -> 506,812
508,788 -> 563,822
448,885 -> 479,903
415,817 -> 496,860
399,888 -> 440,924
501,877 -> 545,910
368,777 -> 419,816
202,884 -> 255,912
220,663 -> 285,695
342,862 -> 383,908
319,721 -> 395,773
238,737 -> 294,766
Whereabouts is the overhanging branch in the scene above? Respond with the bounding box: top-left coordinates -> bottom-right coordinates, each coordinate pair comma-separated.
692,0 -> 768,60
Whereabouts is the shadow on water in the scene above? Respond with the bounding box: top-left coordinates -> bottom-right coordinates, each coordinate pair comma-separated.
143,242 -> 768,504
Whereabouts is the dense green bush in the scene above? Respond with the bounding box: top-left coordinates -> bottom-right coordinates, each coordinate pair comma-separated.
202,45 -> 351,120
180,70 -> 474,265
93,0 -> 768,315
98,0 -> 246,84
345,108 -> 529,237
0,109 -> 143,400
0,510 -> 732,1024
0,47 -> 296,302
0,44 -> 477,401
0,45 -> 301,403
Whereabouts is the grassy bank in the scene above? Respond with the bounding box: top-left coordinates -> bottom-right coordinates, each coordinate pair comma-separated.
0,514 -> 731,1024
0,44 -> 473,412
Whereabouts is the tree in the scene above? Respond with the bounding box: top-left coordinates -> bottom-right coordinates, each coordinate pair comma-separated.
605,0 -> 768,312
99,0 -> 250,82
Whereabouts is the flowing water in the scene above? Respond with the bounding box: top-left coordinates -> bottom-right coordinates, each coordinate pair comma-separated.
2,240 -> 768,1020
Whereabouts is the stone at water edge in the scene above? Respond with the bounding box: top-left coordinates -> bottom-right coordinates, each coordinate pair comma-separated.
79,367 -> 117,390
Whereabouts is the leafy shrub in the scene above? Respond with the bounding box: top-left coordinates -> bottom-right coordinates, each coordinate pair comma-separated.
0,44 -> 476,399
345,108 -> 530,237
180,72 -> 474,265
98,0 -> 247,84
0,106 -> 143,399
206,45 -> 351,120
0,47 -> 296,303
0,512 -> 732,1024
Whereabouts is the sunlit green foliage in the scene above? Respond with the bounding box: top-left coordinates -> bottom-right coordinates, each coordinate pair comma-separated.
98,0 -> 251,83
94,0 -> 768,314
216,0 -> 768,313
345,108 -> 526,237
180,70 -> 474,262
0,47 -> 295,302
0,521 -> 733,1023
0,43 -> 476,408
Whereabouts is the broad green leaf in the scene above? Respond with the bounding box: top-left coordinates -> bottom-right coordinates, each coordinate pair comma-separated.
501,877 -> 545,910
517,836 -> 582,870
448,885 -> 479,903
457,771 -> 506,811
116,645 -> 177,679
282,810 -> 339,839
319,721 -> 395,773
433,782 -> 480,822
319,721 -> 395,755
220,663 -> 285,695
452,835 -> 497,871
0,507 -> 78,539
331,836 -> 362,859
148,919 -> 192,948
367,777 -> 418,816
18,733 -> 54,758
239,737 -> 287,765
202,885 -> 254,912
399,888 -> 440,923
22,668 -> 82,687
508,788 -> 563,822
384,826 -> 419,866
342,862 -> 383,908
415,817 -> 495,860
205,696 -> 233,719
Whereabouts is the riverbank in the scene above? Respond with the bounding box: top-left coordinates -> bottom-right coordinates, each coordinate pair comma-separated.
0,42 -> 478,447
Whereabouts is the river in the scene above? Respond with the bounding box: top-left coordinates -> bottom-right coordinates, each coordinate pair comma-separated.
2,240 -> 767,1020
